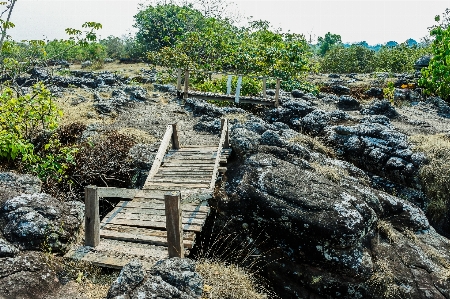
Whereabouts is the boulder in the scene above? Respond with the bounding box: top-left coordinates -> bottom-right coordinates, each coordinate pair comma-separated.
291,89 -> 305,98
326,120 -> 421,187
364,87 -> 383,99
331,85 -> 350,95
107,258 -> 203,299
222,145 -> 450,299
0,193 -> 84,252
0,251 -> 60,299
337,95 -> 360,110
0,236 -> 19,257
414,55 -> 432,70
81,61 -> 92,68
361,99 -> 398,118
153,84 -> 176,93
128,143 -> 158,189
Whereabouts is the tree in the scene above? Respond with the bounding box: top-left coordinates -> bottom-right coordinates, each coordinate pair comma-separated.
134,3 -> 206,53
419,12 -> 450,102
0,0 -> 16,52
317,32 -> 341,56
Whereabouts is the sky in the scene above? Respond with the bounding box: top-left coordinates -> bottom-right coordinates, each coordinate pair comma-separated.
6,0 -> 450,45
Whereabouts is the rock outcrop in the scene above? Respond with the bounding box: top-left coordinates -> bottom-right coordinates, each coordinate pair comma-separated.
0,193 -> 84,251
107,258 -> 203,299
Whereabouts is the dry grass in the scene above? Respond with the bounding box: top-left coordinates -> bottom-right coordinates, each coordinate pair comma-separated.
409,134 -> 450,222
227,113 -> 250,124
367,260 -> 404,299
196,259 -> 267,299
290,133 -> 335,157
310,161 -> 349,183
376,220 -> 399,243
117,127 -> 156,144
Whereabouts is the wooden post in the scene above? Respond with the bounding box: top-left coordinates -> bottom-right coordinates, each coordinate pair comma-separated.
171,123 -> 180,150
262,77 -> 267,99
176,68 -> 182,93
165,191 -> 184,258
275,78 -> 281,108
85,185 -> 99,247
183,69 -> 189,100
221,118 -> 229,149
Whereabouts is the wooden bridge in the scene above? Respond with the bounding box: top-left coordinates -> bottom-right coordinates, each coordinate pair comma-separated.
176,69 -> 282,107
65,119 -> 230,269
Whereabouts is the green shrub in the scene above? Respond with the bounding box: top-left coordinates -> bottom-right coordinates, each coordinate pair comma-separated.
194,76 -> 262,96
419,13 -> 450,101
320,45 -> 376,73
0,83 -> 77,181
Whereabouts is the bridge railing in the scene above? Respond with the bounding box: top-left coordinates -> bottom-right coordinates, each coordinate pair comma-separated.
84,186 -> 185,258
176,68 -> 281,107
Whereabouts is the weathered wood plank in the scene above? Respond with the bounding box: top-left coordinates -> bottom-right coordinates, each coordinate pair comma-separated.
100,224 -> 196,240
210,119 -> 228,190
100,229 -> 194,249
165,191 -> 184,258
110,207 -> 208,218
85,186 -> 99,247
148,178 -> 211,184
105,218 -> 203,232
144,182 -> 210,188
111,213 -> 207,225
144,125 -> 173,185
171,123 -> 180,150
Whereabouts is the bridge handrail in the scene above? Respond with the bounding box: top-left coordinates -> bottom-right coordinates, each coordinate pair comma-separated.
210,118 -> 229,190
176,68 -> 281,107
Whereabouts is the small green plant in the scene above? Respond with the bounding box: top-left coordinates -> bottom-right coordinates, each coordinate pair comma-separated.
0,82 -> 77,181
383,81 -> 395,104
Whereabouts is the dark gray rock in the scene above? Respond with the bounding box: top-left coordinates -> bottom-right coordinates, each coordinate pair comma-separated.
230,127 -> 260,159
328,73 -> 340,78
107,260 -> 145,299
107,258 -> 202,299
326,121 -> 422,187
425,97 -> 450,118
193,116 -> 221,134
128,143 -> 158,189
331,85 -> 350,95
153,84 -> 176,93
222,145 -> 449,299
149,258 -> 203,297
265,99 -> 315,125
81,61 -> 92,68
0,194 -> 84,252
185,98 -> 246,118
361,99 -> 398,118
291,89 -> 305,98
124,85 -> 148,101
0,237 -> 19,257
301,110 -> 331,135
337,95 -> 360,110
394,88 -> 422,102
0,172 -> 41,195
364,87 -> 383,98
260,130 -> 287,147
0,251 -> 60,299
414,55 -> 432,70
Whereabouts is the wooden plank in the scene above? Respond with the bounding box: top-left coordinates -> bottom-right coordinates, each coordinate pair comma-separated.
221,118 -> 230,149
110,213 -> 207,225
171,123 -> 180,150
148,178 -> 211,183
176,68 -> 182,91
144,125 -> 173,185
97,187 -> 138,199
100,224 -> 196,240
275,78 -> 281,108
100,229 -> 194,249
210,119 -> 227,190
116,207 -> 208,218
119,200 -> 210,212
104,218 -> 203,232
85,186 -> 100,247
262,77 -> 267,98
218,167 -> 227,173
165,191 -> 184,258
183,69 -> 189,100
144,182 -> 210,188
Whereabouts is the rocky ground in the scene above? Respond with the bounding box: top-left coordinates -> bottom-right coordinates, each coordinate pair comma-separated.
1,62 -> 450,298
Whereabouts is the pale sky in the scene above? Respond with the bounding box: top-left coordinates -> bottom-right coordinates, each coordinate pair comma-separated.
6,0 -> 450,45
